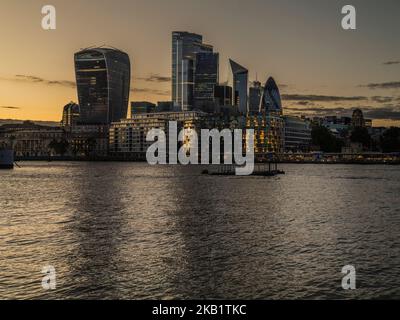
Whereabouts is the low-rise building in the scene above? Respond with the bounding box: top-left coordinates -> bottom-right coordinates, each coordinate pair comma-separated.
109,111 -> 208,159
67,125 -> 109,157
284,116 -> 312,152
0,122 -> 65,157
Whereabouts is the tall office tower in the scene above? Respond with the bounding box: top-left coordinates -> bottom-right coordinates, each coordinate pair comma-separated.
260,77 -> 282,113
181,58 -> 195,111
249,81 -> 263,115
194,52 -> 219,111
229,59 -> 248,114
172,31 -> 213,111
214,85 -> 233,107
74,47 -> 131,124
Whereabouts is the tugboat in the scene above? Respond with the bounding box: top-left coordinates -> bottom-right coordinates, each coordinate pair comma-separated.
0,148 -> 14,169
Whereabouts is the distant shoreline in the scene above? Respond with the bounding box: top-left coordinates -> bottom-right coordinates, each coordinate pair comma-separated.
14,156 -> 400,165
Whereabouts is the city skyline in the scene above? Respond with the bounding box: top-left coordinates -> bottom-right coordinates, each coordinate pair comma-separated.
0,0 -> 400,126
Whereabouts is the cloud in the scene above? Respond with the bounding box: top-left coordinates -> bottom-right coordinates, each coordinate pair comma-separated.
131,87 -> 170,96
295,101 -> 315,106
282,94 -> 367,102
370,96 -> 395,103
286,106 -> 348,114
286,104 -> 400,120
0,74 -> 76,88
364,106 -> 400,120
383,61 -> 400,65
0,106 -> 20,110
361,81 -> 400,90
137,74 -> 171,83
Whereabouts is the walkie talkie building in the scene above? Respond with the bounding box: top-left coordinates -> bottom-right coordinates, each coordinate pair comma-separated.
74,47 -> 131,124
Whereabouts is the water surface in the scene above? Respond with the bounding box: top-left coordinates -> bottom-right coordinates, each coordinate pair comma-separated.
1,162 -> 400,299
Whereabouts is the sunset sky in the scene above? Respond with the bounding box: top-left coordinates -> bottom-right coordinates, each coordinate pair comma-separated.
0,0 -> 399,126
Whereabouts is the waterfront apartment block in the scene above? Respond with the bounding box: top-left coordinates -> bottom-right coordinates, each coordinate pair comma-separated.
247,113 -> 285,155
109,111 -> 208,158
283,116 -> 312,153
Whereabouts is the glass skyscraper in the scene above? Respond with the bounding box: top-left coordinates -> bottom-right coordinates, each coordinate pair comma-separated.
172,31 -> 213,111
249,81 -> 263,115
260,77 -> 282,113
230,59 -> 248,114
194,52 -> 219,111
74,47 -> 131,125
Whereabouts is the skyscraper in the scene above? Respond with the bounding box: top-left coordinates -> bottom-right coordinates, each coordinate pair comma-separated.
230,59 -> 248,114
259,77 -> 284,153
214,85 -> 232,107
260,77 -> 282,113
194,52 -> 219,111
249,81 -> 263,115
172,31 -> 213,111
74,47 -> 131,125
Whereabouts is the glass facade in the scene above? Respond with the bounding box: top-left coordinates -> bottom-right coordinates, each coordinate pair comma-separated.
230,59 -> 248,114
181,58 -> 195,111
131,102 -> 156,116
61,102 -> 80,127
260,77 -> 282,113
74,48 -> 131,124
249,81 -> 263,115
172,32 -> 213,111
214,85 -> 232,107
245,76 -> 285,155
194,52 -> 219,111
284,116 -> 312,152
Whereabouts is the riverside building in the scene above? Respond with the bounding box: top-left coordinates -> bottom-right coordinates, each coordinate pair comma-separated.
109,111 -> 208,159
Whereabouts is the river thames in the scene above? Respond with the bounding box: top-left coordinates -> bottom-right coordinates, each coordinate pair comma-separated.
1,162 -> 400,299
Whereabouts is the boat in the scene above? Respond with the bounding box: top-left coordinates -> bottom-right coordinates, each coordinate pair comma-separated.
202,163 -> 285,176
0,149 -> 14,169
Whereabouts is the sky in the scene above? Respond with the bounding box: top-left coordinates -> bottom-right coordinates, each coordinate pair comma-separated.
0,0 -> 399,126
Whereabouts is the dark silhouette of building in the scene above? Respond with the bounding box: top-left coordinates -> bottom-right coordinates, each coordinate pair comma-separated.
260,77 -> 282,113
172,32 -> 213,111
74,47 -> 131,124
156,101 -> 173,112
61,102 -> 80,127
352,109 -> 365,128
249,81 -> 263,115
194,52 -> 219,111
131,102 -> 156,116
214,85 -> 232,108
230,59 -> 248,114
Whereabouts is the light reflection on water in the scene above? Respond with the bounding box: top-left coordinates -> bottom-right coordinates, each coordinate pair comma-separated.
1,162 -> 400,299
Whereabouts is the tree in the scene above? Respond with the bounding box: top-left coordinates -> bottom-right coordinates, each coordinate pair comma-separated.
311,125 -> 344,153
85,137 -> 97,157
48,139 -> 69,156
381,127 -> 400,153
350,127 -> 371,149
